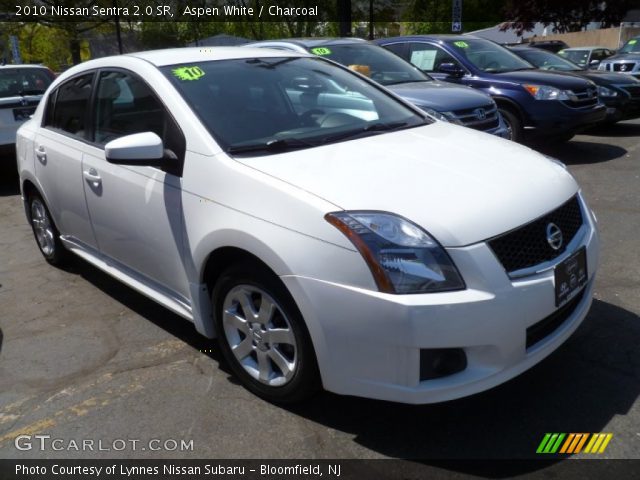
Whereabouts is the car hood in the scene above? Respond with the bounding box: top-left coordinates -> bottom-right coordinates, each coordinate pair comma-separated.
386,81 -> 494,111
573,70 -> 640,85
235,123 -> 578,247
493,69 -> 595,89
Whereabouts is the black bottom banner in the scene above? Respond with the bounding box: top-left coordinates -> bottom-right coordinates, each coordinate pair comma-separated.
1,459 -> 640,480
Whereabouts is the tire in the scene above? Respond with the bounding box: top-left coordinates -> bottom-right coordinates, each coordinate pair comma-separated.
498,108 -> 523,143
212,262 -> 320,403
27,193 -> 69,266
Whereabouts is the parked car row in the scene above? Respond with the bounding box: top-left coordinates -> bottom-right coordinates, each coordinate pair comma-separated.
16,45 -> 600,405
245,38 -> 509,138
509,46 -> 640,124
4,35 -> 638,153
249,35 -> 639,144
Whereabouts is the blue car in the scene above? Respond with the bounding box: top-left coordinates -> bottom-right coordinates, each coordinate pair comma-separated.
375,35 -> 607,142
245,38 -> 509,138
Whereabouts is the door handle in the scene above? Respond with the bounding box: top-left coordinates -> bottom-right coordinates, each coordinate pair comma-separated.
35,146 -> 46,163
83,168 -> 102,185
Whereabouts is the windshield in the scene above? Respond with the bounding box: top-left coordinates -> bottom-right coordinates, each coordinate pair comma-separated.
620,38 -> 640,54
0,67 -> 53,98
558,49 -> 590,67
446,38 -> 534,73
162,57 -> 429,155
307,43 -> 431,86
514,49 -> 582,71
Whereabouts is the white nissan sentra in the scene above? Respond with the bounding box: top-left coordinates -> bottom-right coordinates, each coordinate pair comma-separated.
16,48 -> 599,404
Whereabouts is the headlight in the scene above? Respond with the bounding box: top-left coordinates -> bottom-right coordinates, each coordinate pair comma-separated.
325,211 -> 465,294
523,84 -> 574,101
419,107 -> 452,123
597,85 -> 618,97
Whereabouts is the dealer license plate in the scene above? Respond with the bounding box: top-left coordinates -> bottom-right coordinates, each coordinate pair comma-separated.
554,247 -> 588,308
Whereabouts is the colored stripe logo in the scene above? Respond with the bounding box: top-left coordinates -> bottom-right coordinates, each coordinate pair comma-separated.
537,433 -> 613,454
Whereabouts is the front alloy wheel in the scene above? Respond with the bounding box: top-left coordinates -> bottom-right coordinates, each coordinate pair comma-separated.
28,194 -> 68,266
213,263 -> 319,403
222,285 -> 298,387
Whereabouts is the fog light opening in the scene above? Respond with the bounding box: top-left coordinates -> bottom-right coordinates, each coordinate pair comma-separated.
420,348 -> 467,381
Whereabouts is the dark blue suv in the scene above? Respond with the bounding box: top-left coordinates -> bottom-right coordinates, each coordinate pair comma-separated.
375,35 -> 607,142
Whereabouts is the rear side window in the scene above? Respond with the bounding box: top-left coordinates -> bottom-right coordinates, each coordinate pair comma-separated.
382,42 -> 407,59
46,73 -> 94,137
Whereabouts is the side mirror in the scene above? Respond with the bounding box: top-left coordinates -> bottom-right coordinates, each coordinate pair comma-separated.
438,62 -> 465,77
589,59 -> 600,69
105,132 -> 171,167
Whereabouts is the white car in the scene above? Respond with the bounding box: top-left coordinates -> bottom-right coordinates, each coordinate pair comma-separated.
17,47 -> 599,404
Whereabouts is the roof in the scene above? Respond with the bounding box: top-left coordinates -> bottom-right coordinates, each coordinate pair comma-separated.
251,37 -> 368,48
125,47 -> 307,67
466,24 -> 548,44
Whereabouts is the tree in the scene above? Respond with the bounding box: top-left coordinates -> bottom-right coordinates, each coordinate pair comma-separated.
502,0 -> 636,35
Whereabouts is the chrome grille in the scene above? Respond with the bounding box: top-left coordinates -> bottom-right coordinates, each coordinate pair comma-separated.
450,103 -> 499,131
488,196 -> 584,273
562,87 -> 599,108
613,62 -> 637,72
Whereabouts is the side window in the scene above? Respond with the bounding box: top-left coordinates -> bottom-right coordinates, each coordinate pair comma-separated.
383,43 -> 407,59
408,43 -> 457,72
48,73 -> 94,137
94,70 -> 185,161
42,90 -> 57,127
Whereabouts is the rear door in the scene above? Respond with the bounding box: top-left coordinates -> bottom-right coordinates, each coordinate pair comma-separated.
34,72 -> 98,249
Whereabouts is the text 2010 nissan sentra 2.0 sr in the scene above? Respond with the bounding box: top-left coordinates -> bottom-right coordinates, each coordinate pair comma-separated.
16,47 -> 599,404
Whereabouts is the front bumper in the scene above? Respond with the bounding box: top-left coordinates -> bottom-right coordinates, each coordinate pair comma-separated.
282,194 -> 599,404
601,91 -> 640,121
486,114 -> 511,139
526,103 -> 607,136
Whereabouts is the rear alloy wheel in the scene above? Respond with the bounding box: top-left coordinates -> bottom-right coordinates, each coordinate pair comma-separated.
28,194 -> 68,266
498,108 -> 523,143
213,264 -> 319,403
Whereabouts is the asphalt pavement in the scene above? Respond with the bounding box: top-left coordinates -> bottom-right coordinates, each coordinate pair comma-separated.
0,121 -> 639,473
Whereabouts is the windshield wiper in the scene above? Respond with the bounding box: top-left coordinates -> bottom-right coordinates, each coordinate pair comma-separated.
321,121 -> 410,144
385,79 -> 431,86
246,57 -> 299,69
227,137 -> 314,155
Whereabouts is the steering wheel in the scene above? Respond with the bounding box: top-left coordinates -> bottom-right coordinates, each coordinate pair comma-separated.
319,112 -> 359,128
484,61 -> 500,71
299,109 -> 325,126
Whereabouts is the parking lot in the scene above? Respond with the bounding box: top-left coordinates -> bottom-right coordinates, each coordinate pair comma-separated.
0,122 -> 639,466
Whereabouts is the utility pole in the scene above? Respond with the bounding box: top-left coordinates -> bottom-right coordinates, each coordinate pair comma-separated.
338,0 -> 352,37
114,0 -> 123,54
452,0 -> 463,33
